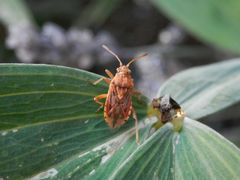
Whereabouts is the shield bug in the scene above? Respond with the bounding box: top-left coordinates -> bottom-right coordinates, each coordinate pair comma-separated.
93,45 -> 147,144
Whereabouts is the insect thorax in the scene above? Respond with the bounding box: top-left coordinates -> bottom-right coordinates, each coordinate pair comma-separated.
113,73 -> 134,88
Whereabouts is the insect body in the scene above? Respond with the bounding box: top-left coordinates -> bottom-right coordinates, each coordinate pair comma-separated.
93,45 -> 147,144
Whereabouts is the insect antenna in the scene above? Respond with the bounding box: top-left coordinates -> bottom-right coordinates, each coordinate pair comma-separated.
102,45 -> 123,66
127,53 -> 148,67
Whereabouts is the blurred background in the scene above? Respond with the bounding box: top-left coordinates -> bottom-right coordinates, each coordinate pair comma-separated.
0,0 -> 239,145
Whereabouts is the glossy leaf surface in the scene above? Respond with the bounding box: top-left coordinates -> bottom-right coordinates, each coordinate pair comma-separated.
0,64 -> 147,179
90,118 -> 240,179
158,59 -> 240,119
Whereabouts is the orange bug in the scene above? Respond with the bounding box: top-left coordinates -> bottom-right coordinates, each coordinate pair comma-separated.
93,45 -> 147,144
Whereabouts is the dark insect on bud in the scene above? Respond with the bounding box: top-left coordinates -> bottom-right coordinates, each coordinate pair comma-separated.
150,95 -> 185,131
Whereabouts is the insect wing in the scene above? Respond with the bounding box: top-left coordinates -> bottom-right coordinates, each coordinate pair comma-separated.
105,87 -> 132,128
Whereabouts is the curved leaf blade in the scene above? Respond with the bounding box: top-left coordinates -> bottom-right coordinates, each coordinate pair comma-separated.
107,125 -> 174,180
158,59 -> 240,119
99,118 -> 240,179
0,64 -> 148,179
88,126 -> 165,180
174,118 -> 240,179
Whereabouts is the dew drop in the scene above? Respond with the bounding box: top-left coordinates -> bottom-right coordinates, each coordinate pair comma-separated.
1,131 -> 8,136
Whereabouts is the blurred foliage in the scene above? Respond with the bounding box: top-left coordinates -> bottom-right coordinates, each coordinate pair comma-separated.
75,0 -> 123,27
0,0 -> 34,27
152,0 -> 240,54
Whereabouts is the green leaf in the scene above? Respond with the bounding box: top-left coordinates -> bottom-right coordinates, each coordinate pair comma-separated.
0,64 -> 147,179
92,118 -> 240,179
158,59 -> 240,119
151,0 -> 240,53
88,127 -> 153,180
1,62 -> 239,179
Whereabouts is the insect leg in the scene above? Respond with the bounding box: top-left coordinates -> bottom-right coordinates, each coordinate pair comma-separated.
94,94 -> 107,111
93,77 -> 111,85
132,108 -> 140,145
105,69 -> 114,79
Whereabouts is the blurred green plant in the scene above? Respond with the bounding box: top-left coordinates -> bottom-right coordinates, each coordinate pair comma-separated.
152,0 -> 240,54
0,60 -> 240,179
75,0 -> 123,27
0,0 -> 34,27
